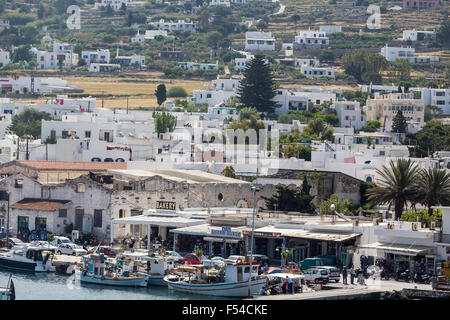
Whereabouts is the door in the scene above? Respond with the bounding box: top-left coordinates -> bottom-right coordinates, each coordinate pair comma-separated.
75,209 -> 84,231
237,266 -> 243,282
83,216 -> 92,233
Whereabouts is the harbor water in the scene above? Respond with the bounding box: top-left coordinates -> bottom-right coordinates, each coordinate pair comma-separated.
0,269 -> 227,300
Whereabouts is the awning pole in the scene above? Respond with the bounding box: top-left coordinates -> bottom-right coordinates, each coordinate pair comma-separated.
173,232 -> 177,251
147,224 -> 151,249
110,221 -> 114,246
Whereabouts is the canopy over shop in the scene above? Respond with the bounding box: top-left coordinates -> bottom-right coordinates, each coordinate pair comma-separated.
111,213 -> 206,249
170,224 -> 251,257
358,242 -> 438,274
250,225 -> 361,266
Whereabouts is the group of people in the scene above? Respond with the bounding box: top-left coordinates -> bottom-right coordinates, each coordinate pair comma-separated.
341,267 -> 365,285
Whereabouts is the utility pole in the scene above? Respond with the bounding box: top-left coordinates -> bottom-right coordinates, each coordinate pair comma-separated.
247,186 -> 260,299
16,136 -> 19,160
126,96 -> 129,114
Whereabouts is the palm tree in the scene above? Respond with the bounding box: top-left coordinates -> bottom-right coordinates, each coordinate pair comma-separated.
415,168 -> 450,215
367,159 -> 420,220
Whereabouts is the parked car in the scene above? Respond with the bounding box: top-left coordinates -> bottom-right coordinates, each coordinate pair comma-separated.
211,256 -> 234,264
182,253 -> 202,265
250,254 -> 270,266
50,236 -> 72,247
165,251 -> 183,263
302,268 -> 329,284
88,245 -> 115,257
30,241 -> 57,251
311,266 -> 340,282
227,255 -> 246,262
0,237 -> 26,249
300,258 -> 324,270
57,243 -> 87,256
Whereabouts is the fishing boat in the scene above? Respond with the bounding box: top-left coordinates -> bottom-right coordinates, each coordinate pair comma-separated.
115,251 -> 177,286
76,253 -> 148,287
0,275 -> 15,300
0,246 -> 55,272
164,260 -> 267,297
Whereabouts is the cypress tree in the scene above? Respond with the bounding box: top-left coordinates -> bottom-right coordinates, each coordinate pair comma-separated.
155,84 -> 167,107
392,110 -> 407,133
237,55 -> 278,114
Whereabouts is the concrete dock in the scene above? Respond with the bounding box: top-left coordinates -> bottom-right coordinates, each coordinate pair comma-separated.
52,255 -> 82,274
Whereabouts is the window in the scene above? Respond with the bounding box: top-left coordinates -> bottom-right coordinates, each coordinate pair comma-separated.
119,209 -> 125,218
35,217 -> 47,231
85,131 -> 91,138
58,209 -> 67,218
76,183 -> 85,193
15,179 -> 23,188
94,209 -> 102,228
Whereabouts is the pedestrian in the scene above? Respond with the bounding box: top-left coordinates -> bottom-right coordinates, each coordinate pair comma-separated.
342,267 -> 348,285
350,267 -> 355,285
286,276 -> 293,294
281,278 -> 288,294
263,263 -> 269,274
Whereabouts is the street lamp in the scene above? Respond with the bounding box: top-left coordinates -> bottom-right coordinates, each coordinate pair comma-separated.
247,185 -> 260,299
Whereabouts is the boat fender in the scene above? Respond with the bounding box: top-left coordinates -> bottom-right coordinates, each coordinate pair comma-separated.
113,276 -> 118,280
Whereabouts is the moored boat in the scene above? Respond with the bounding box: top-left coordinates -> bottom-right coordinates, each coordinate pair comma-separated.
164,261 -> 267,297
0,246 -> 55,272
76,253 -> 148,287
0,275 -> 15,300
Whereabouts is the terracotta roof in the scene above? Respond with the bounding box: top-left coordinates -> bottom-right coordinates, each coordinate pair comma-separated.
10,198 -> 71,211
16,160 -> 127,171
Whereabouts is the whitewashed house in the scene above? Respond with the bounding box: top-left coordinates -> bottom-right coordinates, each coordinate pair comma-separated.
149,19 -> 197,33
245,32 -> 275,51
295,30 -> 329,46
333,101 -> 366,130
81,49 -> 111,65
0,49 -> 10,67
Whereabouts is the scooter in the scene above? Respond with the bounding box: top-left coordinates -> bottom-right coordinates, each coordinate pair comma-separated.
414,272 -> 432,284
394,269 -> 410,282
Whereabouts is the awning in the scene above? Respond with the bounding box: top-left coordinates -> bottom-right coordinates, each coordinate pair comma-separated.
203,237 -> 240,244
112,215 -> 205,228
170,224 -> 248,239
359,242 -> 435,256
253,225 -> 361,242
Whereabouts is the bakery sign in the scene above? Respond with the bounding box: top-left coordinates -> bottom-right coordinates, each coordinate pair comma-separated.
156,200 -> 176,211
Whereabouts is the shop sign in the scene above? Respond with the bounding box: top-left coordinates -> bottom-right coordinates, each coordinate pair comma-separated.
156,200 -> 176,210
211,226 -> 241,238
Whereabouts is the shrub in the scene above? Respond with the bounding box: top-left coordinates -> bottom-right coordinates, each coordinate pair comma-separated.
168,86 -> 188,98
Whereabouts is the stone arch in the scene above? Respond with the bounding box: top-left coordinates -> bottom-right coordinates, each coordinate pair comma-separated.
257,199 -> 267,210
236,199 -> 248,208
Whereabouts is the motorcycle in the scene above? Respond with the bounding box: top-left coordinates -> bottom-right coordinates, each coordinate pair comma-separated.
414,272 -> 432,284
394,269 -> 411,282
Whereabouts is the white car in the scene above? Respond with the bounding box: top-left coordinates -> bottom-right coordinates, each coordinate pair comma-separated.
56,243 -> 87,256
311,266 -> 341,282
302,268 -> 329,284
51,236 -> 72,247
30,241 -> 57,251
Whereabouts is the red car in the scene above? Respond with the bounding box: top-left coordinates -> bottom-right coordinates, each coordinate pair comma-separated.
182,253 -> 201,265
88,246 -> 115,257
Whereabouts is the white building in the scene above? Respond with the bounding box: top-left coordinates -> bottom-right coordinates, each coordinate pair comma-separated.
416,88 -> 450,115
319,25 -> 342,34
209,0 -> 231,6
273,89 -> 309,115
295,30 -> 329,46
94,0 -> 131,10
211,78 -> 240,91
36,42 -> 78,70
89,63 -> 120,73
380,44 -> 415,62
0,49 -> 10,67
0,19 -> 10,29
0,77 -> 80,95
81,49 -> 111,65
333,101 -> 366,130
300,64 -> 335,79
149,19 -> 197,33
402,29 -> 436,41
245,32 -> 275,51
115,50 -> 146,69
189,90 -> 237,107
234,55 -> 254,73
179,61 -> 218,71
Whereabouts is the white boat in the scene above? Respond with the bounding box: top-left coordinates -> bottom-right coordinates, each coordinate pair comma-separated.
164,261 -> 267,297
116,251 -> 176,286
0,275 -> 15,300
0,246 -> 55,272
77,254 -> 148,287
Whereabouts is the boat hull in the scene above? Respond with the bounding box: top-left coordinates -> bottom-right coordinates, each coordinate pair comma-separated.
79,273 -> 148,287
164,277 -> 267,297
147,275 -> 166,286
0,256 -> 54,272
